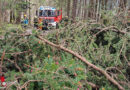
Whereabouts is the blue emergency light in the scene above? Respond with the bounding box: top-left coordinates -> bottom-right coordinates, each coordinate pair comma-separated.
39,6 -> 44,10
52,8 -> 56,10
39,6 -> 56,10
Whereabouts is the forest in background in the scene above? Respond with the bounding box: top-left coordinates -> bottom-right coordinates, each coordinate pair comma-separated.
0,0 -> 130,90
0,0 -> 130,24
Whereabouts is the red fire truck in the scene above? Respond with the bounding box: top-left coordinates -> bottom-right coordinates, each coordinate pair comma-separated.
36,6 -> 62,29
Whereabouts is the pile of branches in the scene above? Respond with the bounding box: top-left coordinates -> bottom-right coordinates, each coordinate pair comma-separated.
0,19 -> 130,90
46,20 -> 130,90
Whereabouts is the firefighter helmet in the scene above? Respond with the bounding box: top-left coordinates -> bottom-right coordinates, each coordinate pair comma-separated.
24,14 -> 27,17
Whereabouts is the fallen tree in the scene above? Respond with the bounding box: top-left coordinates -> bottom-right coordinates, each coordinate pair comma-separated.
38,36 -> 124,90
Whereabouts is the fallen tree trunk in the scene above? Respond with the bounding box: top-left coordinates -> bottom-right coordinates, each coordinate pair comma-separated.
37,36 -> 124,90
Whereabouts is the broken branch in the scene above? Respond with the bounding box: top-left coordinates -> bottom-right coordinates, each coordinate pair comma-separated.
38,36 -> 124,90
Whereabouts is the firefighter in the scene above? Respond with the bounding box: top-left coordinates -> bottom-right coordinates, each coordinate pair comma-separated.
23,14 -> 29,27
43,20 -> 48,27
33,16 -> 38,28
43,20 -> 48,30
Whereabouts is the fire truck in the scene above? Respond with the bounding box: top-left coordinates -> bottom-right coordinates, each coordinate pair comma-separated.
36,6 -> 62,29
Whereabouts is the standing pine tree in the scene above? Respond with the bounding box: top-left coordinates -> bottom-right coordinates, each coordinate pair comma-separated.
72,0 -> 78,21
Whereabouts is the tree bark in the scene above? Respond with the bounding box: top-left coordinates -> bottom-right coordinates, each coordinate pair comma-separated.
67,0 -> 71,18
83,0 -> 87,19
88,0 -> 94,19
29,0 -> 31,25
72,0 -> 78,22
16,11 -> 21,24
119,0 -> 127,11
0,0 -> 1,26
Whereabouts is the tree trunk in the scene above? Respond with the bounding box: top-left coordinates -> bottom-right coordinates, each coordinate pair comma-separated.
105,0 -> 108,10
29,0 -> 31,25
4,10 -> 10,23
0,0 -> 2,26
119,0 -> 127,11
77,0 -> 81,19
83,0 -> 87,19
72,0 -> 78,22
95,0 -> 100,21
67,0 -> 71,18
16,11 -> 21,24
88,0 -> 94,19
101,0 -> 108,10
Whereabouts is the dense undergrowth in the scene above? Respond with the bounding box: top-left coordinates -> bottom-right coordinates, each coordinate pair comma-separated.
0,14 -> 130,90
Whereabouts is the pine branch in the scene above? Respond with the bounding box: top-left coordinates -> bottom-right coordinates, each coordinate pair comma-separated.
37,35 -> 124,90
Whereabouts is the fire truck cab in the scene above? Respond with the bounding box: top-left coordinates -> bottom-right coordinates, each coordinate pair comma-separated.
36,6 -> 62,29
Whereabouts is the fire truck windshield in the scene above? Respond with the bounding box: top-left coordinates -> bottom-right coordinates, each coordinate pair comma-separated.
39,10 -> 56,17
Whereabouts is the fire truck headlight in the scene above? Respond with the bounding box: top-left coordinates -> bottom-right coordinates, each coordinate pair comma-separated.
51,22 -> 56,27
